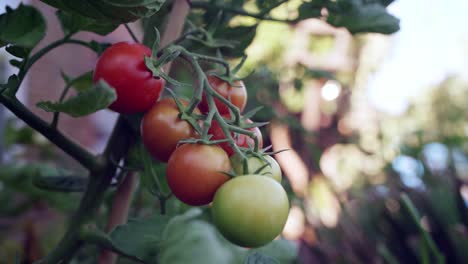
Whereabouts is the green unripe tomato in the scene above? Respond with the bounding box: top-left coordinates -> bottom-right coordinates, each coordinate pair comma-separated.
230,154 -> 282,182
211,175 -> 289,248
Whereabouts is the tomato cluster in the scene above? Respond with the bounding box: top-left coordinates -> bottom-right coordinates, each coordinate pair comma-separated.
94,43 -> 289,248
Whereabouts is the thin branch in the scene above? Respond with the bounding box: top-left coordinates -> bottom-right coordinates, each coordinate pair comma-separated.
124,24 -> 140,43
0,95 -> 99,171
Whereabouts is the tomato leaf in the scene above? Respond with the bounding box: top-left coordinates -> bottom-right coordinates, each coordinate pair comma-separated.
60,71 -> 94,92
33,175 -> 88,192
109,214 -> 172,262
56,10 -> 118,36
327,1 -> 400,34
39,0 -> 166,23
244,252 -> 279,264
36,80 -> 117,117
0,4 -> 46,48
1,75 -> 20,96
158,209 -> 246,264
215,25 -> 258,58
0,164 -> 80,212
297,1 -> 324,20
251,239 -> 298,263
5,45 -> 31,58
88,41 -> 112,55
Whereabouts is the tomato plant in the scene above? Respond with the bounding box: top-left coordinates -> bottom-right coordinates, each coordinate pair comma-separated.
230,154 -> 282,182
93,42 -> 164,114
212,175 -> 290,247
141,98 -> 200,162
0,0 -> 400,262
166,144 -> 231,206
200,75 -> 247,114
208,116 -> 263,156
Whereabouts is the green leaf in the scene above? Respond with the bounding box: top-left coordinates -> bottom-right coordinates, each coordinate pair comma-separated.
244,252 -> 279,264
5,45 -> 30,58
110,214 -> 171,262
9,59 -> 22,68
327,1 -> 400,34
56,10 -> 118,36
89,40 -> 112,55
61,71 -> 94,92
297,2 -> 323,20
252,239 -> 298,263
36,80 -> 117,117
1,74 -> 19,96
0,4 -> 46,48
158,209 -> 245,264
40,0 -> 166,23
0,164 -> 80,212
33,175 -> 88,192
140,144 -> 171,196
215,25 -> 258,58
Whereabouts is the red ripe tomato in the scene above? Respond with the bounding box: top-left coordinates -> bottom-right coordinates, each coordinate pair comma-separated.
199,75 -> 247,114
166,144 -> 231,206
141,98 -> 200,162
208,116 -> 263,156
93,42 -> 164,114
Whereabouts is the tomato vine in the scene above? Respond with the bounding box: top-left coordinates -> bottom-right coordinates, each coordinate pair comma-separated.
0,0 -> 400,262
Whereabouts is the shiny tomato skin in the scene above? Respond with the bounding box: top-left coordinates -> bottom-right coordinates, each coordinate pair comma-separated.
141,98 -> 200,162
208,117 -> 263,156
212,175 -> 289,247
166,144 -> 231,206
200,75 -> 247,114
230,154 -> 282,183
93,42 -> 164,114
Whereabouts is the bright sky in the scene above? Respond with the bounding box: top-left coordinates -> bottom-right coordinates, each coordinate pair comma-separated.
367,0 -> 468,115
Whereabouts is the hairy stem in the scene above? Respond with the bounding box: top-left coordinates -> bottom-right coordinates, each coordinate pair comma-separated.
39,117 -> 132,263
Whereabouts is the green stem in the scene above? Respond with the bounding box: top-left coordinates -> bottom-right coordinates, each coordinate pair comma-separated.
190,1 -> 297,23
51,83 -> 73,128
157,29 -> 203,55
0,95 -> 98,170
39,116 -> 133,263
159,198 -> 166,215
124,24 -> 140,43
400,194 -> 445,264
194,54 -> 230,76
203,77 -> 241,124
